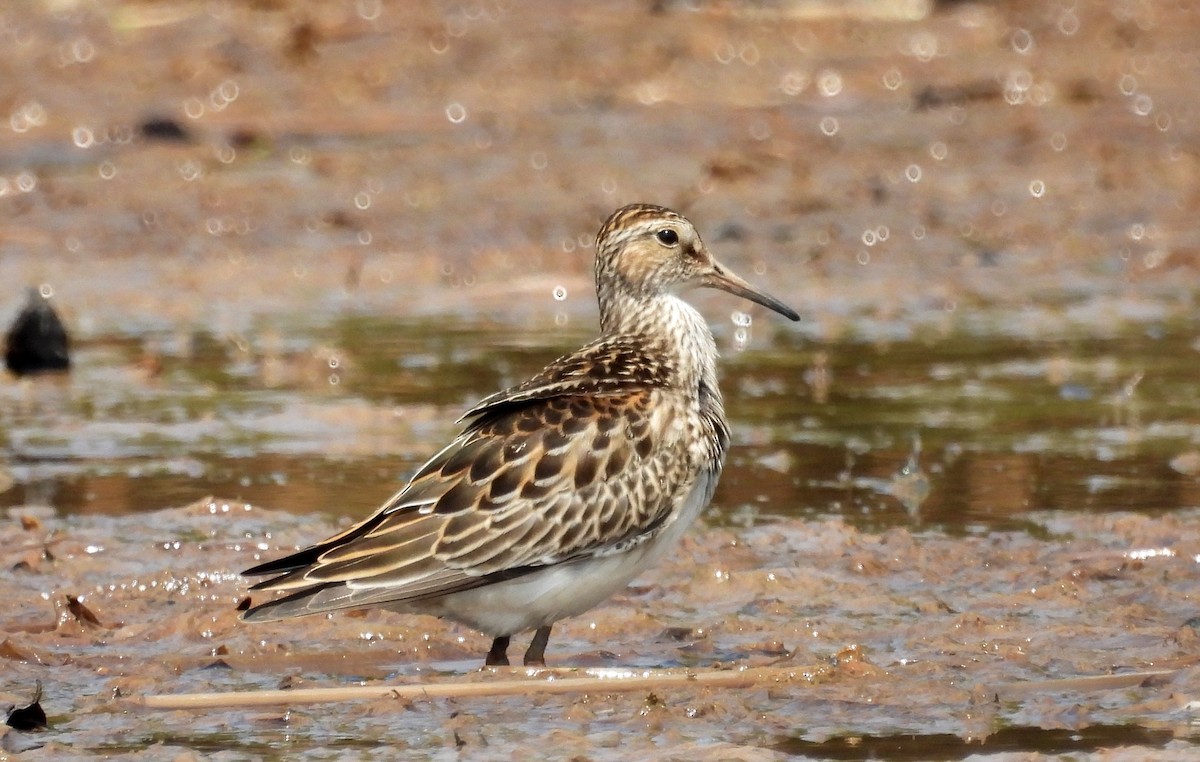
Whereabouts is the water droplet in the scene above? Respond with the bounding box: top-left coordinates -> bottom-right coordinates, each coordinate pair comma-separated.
856,251 -> 871,265
861,230 -> 877,246
356,0 -> 382,21
1029,179 -> 1045,198
713,41 -> 735,65
1118,74 -> 1138,96
98,161 -> 116,180
179,160 -> 202,182
780,70 -> 809,96
445,102 -> 467,123
1058,10 -> 1080,36
445,12 -> 468,38
819,116 -> 839,136
530,151 -> 548,170
905,164 -> 922,182
911,225 -> 926,240
560,238 -> 576,253
907,31 -> 938,62
1132,94 -> 1153,116
601,177 -> 617,195
552,285 -> 567,301
9,101 -> 46,132
875,225 -> 890,242
357,231 -> 372,245
354,191 -> 372,210
72,127 -> 94,148
39,283 -> 54,298
749,119 -> 769,141
1049,132 -> 1067,151
635,82 -> 665,106
929,142 -> 947,161
881,68 -> 903,91
991,200 -> 1007,216
71,37 -> 96,63
817,69 -> 842,97
429,32 -> 449,54
1011,28 -> 1034,54
183,98 -> 205,120
289,146 -> 311,165
111,124 -> 134,145
215,145 -> 235,164
16,172 -> 36,192
733,328 -> 748,350
730,310 -> 752,327
1005,69 -> 1032,105
738,43 -> 760,66
208,94 -> 227,113
1128,223 -> 1145,241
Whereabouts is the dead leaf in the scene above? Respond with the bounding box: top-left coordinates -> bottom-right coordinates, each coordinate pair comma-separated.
66,596 -> 103,628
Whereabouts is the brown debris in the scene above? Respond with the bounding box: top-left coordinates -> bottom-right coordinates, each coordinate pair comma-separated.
65,596 -> 104,629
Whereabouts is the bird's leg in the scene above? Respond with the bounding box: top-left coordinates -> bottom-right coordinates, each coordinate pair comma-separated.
485,635 -> 511,667
523,625 -> 552,667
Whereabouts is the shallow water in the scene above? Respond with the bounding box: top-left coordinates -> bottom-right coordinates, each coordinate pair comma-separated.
3,315 -> 1197,536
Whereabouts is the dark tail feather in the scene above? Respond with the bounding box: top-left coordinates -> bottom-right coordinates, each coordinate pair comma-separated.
241,545 -> 326,578
242,501 -> 403,578
240,581 -> 341,622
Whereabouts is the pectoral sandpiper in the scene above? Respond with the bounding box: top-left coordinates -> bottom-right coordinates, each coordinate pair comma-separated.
242,203 -> 799,667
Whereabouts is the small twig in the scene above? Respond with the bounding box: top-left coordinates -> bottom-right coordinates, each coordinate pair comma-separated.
130,666 -> 811,710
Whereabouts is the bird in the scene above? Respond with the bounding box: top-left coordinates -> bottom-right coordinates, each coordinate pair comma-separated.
4,287 -> 71,377
241,203 -> 800,667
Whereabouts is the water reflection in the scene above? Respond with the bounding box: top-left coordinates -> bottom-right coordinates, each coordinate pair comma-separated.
774,724 -> 1184,760
2,316 -> 1198,533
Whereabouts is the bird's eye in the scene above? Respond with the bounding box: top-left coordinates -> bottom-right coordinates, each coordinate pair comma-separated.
655,229 -> 679,246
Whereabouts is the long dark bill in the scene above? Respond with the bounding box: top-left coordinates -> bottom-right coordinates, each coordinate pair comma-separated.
702,261 -> 800,322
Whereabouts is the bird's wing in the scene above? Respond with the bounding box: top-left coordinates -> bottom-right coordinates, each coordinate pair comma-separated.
459,335 -> 674,423
242,344 -> 697,620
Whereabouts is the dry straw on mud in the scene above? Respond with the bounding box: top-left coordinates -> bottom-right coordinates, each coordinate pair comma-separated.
132,665 -> 813,710
130,666 -> 1181,711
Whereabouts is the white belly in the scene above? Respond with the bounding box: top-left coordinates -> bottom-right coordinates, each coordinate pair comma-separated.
413,472 -> 716,637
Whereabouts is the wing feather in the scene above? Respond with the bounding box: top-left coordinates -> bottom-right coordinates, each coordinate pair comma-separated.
242,346 -> 696,623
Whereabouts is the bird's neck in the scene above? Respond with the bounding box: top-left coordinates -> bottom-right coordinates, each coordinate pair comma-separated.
599,289 -> 721,397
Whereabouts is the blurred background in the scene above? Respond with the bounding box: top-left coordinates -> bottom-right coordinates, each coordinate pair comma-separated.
1,0 -> 1198,532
